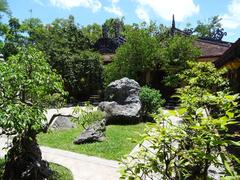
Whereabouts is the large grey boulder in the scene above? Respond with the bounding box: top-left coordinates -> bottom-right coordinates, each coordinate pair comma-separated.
74,119 -> 106,144
99,77 -> 141,124
51,115 -> 75,130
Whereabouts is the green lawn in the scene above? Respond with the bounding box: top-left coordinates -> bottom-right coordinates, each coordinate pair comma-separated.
49,163 -> 73,180
0,159 -> 73,180
0,159 -> 4,178
38,123 -> 145,160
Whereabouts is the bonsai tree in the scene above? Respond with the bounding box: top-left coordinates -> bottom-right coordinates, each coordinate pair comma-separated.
0,46 -> 66,180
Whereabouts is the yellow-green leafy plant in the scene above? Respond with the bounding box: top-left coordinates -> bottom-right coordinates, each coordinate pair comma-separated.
72,102 -> 105,129
120,62 -> 240,179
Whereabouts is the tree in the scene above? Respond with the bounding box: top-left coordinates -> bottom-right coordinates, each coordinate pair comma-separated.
104,28 -> 160,85
194,16 -> 227,40
22,16 -> 103,100
104,29 -> 200,88
0,47 -> 66,179
160,35 -> 200,87
21,17 -> 45,45
63,51 -> 103,100
177,61 -> 229,114
103,17 -> 124,38
82,23 -> 102,45
0,17 -> 25,58
0,0 -> 10,16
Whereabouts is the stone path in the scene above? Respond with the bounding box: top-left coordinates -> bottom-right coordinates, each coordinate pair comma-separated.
0,106 -> 120,180
0,136 -> 120,180
41,146 -> 120,180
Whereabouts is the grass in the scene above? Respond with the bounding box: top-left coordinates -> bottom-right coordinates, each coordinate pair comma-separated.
0,159 -> 4,178
0,159 -> 73,180
38,123 -> 145,160
49,163 -> 73,180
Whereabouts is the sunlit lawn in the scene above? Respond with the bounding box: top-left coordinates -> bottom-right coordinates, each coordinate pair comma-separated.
38,123 -> 145,160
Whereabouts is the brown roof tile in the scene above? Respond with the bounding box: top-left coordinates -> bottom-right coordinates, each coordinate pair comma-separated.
194,39 -> 232,58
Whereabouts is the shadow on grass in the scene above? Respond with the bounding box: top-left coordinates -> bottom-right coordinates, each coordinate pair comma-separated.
0,159 -> 73,180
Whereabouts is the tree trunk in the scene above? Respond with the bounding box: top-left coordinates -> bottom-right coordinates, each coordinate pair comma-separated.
3,132 -> 51,180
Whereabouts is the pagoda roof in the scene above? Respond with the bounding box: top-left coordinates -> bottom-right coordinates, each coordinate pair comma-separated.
194,38 -> 232,58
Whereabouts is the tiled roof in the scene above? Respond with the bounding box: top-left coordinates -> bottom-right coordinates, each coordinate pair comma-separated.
194,38 -> 232,58
171,26 -> 232,59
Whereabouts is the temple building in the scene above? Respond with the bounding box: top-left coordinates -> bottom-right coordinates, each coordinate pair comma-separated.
94,17 -> 239,92
170,15 -> 232,63
95,16 -> 233,64
214,38 -> 240,91
93,23 -> 125,64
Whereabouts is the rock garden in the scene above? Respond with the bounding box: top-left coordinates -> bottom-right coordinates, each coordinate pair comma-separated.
0,5 -> 240,180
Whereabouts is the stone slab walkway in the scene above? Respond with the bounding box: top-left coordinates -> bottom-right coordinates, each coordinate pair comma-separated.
0,137 -> 120,180
41,146 -> 120,180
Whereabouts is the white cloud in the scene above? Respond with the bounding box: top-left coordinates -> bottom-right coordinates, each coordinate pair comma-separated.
33,0 -> 44,6
221,0 -> 240,29
48,0 -> 102,11
111,0 -> 119,3
104,0 -> 123,17
104,5 -> 123,16
135,0 -> 199,21
135,7 -> 150,23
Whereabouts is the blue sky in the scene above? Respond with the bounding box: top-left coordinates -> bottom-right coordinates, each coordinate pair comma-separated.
6,0 -> 240,42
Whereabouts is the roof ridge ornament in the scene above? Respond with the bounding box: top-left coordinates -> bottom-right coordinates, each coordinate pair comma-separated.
172,14 -> 175,29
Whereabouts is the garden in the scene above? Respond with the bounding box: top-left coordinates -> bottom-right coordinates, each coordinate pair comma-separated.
0,0 -> 240,179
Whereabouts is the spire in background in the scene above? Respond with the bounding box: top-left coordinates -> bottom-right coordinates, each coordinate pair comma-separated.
172,14 -> 175,29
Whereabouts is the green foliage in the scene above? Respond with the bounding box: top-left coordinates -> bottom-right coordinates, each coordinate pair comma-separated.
160,35 -> 200,87
194,16 -> 225,39
121,102 -> 240,179
81,23 -> 102,45
0,46 -> 66,178
139,86 -> 165,115
120,62 -> 240,179
0,0 -> 10,15
49,163 -> 73,180
104,28 -> 160,85
36,17 -> 103,100
17,16 -> 103,100
0,17 -> 25,58
0,159 -> 4,178
104,28 -> 199,88
103,18 -> 124,38
72,103 -> 105,129
0,46 -> 66,136
63,51 -> 103,99
177,61 -> 229,114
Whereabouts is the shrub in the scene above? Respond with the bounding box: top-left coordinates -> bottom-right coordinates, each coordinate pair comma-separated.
120,62 -> 240,179
139,86 -> 165,115
121,94 -> 240,179
72,103 -> 105,129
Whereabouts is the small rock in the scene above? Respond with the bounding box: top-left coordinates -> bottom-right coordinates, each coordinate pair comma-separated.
51,115 -> 75,130
74,119 -> 106,144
